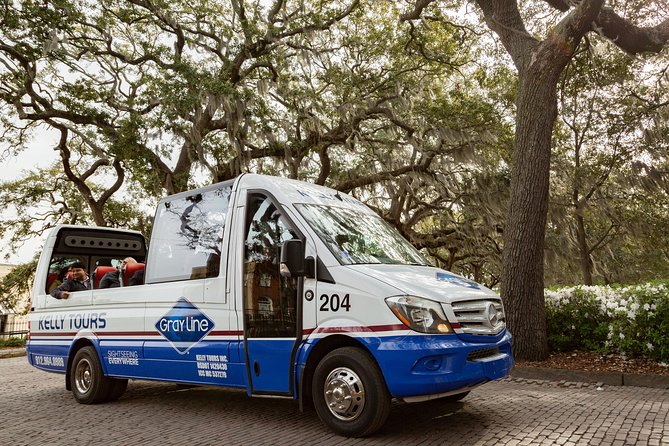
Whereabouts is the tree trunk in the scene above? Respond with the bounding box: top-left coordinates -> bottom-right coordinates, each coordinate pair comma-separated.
88,202 -> 107,227
575,212 -> 593,285
501,71 -> 559,361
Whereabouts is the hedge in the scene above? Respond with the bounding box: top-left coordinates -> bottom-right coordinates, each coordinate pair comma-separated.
545,281 -> 669,363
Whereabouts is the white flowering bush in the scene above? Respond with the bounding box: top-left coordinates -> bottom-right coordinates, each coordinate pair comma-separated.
545,281 -> 669,362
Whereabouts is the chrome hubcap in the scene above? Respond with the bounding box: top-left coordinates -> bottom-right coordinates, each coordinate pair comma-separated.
75,358 -> 93,395
323,367 -> 365,421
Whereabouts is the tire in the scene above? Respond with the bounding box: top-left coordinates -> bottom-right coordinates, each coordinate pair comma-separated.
312,347 -> 391,437
70,346 -> 112,404
106,378 -> 128,402
440,391 -> 469,402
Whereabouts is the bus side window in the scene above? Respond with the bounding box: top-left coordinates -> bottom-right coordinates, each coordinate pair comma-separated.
145,185 -> 232,284
46,257 -> 84,294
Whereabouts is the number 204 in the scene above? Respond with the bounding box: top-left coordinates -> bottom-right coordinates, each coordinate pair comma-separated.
319,294 -> 351,312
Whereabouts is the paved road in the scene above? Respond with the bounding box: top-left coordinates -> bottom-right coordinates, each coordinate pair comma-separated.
1,357 -> 668,445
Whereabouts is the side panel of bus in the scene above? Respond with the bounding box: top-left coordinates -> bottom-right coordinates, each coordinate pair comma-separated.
138,182 -> 243,387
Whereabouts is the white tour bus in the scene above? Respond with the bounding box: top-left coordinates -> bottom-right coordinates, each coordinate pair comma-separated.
27,173 -> 513,437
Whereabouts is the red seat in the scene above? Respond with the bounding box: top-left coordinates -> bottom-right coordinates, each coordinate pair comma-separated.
122,263 -> 145,286
94,266 -> 117,289
46,273 -> 58,289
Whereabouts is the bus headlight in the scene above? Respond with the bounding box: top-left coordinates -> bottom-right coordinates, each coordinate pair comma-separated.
385,296 -> 454,334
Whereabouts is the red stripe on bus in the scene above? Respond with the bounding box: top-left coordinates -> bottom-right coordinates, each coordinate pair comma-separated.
303,324 -> 408,335
96,331 -> 161,337
30,332 -> 77,337
209,330 -> 243,336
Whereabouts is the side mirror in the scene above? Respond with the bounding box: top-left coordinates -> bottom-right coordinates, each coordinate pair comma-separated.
280,239 -> 307,277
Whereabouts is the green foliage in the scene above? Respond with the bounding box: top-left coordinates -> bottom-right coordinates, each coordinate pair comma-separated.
0,260 -> 37,312
0,336 -> 26,348
546,287 -> 610,352
546,282 -> 669,362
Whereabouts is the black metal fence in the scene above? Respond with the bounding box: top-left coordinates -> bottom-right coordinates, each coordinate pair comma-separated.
0,316 -> 28,339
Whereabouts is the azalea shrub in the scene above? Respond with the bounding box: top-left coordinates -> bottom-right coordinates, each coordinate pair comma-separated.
545,281 -> 669,363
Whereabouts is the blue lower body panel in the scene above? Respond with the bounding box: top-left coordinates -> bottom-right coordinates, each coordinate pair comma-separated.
296,330 -> 513,399
26,340 -> 69,373
27,338 -> 248,388
370,330 -> 513,398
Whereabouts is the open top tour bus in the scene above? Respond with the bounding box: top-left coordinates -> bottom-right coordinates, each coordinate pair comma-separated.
27,173 -> 513,437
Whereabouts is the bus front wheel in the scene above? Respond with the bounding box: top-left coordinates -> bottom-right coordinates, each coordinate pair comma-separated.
312,347 -> 391,437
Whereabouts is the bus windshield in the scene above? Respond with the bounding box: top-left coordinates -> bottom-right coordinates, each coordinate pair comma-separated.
295,204 -> 430,266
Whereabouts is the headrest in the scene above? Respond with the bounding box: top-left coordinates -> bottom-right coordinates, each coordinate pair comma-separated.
122,263 -> 145,286
94,266 -> 117,289
47,273 -> 58,286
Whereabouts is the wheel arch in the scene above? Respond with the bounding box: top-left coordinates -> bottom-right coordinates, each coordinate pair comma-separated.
298,334 -> 384,411
65,338 -> 97,391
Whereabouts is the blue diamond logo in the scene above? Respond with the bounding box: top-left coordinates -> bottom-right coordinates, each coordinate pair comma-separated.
436,272 -> 480,289
155,297 -> 215,354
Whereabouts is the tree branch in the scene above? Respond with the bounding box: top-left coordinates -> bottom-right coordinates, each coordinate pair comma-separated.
594,8 -> 669,55
539,0 -> 604,76
97,158 -> 125,206
474,1 -> 538,70
335,161 -> 432,193
399,0 -> 435,22
588,223 -> 617,254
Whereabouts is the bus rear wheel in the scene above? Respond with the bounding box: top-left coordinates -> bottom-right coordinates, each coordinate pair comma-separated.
70,346 -> 112,404
312,347 -> 391,437
107,378 -> 128,402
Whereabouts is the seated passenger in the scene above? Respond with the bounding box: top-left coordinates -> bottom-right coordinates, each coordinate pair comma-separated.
50,262 -> 90,299
47,265 -> 71,294
99,257 -> 137,288
128,268 -> 144,286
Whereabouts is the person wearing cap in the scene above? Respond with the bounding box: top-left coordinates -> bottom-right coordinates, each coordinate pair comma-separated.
50,262 -> 91,299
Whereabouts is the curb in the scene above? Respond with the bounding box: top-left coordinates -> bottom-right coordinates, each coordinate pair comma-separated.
511,366 -> 669,389
0,348 -> 26,359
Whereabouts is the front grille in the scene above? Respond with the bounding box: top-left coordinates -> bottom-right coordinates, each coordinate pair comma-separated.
451,298 -> 506,335
467,347 -> 501,361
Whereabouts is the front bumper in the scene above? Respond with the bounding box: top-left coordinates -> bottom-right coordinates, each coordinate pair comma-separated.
370,330 -> 513,398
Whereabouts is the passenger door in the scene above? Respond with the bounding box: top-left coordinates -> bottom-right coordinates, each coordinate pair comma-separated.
242,192 -> 301,395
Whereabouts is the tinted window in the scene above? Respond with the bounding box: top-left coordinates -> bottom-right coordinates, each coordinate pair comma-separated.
146,186 -> 231,283
243,194 -> 299,338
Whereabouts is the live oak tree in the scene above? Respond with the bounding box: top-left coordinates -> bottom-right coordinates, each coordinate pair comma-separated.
401,0 -> 669,360
0,0 -> 365,197
0,0 -> 511,261
0,0 -> 511,307
1,0 -> 667,358
0,0 -> 367,250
